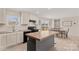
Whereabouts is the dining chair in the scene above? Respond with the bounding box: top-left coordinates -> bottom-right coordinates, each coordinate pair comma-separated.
60,28 -> 69,38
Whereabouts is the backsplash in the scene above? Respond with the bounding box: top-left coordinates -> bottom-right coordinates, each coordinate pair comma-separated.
15,25 -> 28,31
0,25 -> 12,32
0,24 -> 28,32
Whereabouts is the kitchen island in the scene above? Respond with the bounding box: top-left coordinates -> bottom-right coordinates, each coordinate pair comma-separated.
26,31 -> 58,51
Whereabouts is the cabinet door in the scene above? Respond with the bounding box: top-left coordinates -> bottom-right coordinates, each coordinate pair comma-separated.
6,33 -> 17,47
0,9 -> 6,24
0,34 -> 7,50
16,32 -> 23,44
21,12 -> 29,24
0,9 -> 4,23
1,34 -> 7,50
0,35 -> 2,50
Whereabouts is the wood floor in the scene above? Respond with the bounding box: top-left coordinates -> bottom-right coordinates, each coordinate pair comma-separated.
50,36 -> 79,51
3,36 -> 79,51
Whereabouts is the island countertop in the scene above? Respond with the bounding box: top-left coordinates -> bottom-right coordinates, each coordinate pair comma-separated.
26,31 -> 59,41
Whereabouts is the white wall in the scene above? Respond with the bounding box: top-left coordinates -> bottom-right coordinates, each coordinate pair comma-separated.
61,16 -> 79,37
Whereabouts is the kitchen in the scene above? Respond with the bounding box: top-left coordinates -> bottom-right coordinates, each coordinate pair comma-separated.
0,8 -> 40,51
0,8 -> 79,51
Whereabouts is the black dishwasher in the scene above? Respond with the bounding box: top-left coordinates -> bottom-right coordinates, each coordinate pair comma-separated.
23,31 -> 31,43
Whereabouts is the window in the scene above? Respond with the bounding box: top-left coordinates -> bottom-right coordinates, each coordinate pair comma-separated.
7,16 -> 18,24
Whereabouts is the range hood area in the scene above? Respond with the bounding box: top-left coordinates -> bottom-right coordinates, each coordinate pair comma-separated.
29,20 -> 36,23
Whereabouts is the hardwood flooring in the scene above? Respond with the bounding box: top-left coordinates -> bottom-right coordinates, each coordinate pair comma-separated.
3,36 -> 79,51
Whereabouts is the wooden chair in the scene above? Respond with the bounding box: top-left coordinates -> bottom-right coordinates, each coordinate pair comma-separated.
60,28 -> 69,38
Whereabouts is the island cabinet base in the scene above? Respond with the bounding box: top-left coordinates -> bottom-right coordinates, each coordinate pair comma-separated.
27,35 -> 54,51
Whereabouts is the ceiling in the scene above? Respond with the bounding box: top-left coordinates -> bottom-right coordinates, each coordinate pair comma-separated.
10,8 -> 79,19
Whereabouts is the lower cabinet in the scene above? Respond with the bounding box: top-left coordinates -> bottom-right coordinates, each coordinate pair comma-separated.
16,32 -> 23,44
0,32 -> 23,50
0,36 -> 1,50
1,34 -> 7,50
0,34 -> 7,50
6,33 -> 17,47
0,35 -> 2,50
6,32 -> 23,47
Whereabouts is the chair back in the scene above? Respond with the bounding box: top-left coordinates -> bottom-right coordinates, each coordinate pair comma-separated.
67,28 -> 69,33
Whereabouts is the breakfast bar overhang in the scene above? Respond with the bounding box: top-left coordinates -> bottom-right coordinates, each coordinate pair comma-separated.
26,31 -> 58,51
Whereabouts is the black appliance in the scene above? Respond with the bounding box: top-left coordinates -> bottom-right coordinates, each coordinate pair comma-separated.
28,26 -> 38,32
23,31 -> 31,43
29,20 -> 36,23
23,26 -> 38,43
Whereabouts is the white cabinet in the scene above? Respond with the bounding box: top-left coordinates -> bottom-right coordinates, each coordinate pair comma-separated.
0,31 -> 23,50
1,34 -> 7,49
0,9 -> 3,23
21,12 -> 29,24
0,9 -> 6,24
0,34 -> 7,50
16,32 -> 23,44
0,35 -> 2,50
30,14 -> 38,20
6,32 -> 23,47
6,33 -> 17,47
30,14 -> 39,21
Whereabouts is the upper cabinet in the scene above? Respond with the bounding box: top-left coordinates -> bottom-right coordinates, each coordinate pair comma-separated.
20,12 -> 39,26
30,14 -> 39,21
0,9 -> 6,24
20,12 -> 30,24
